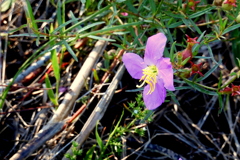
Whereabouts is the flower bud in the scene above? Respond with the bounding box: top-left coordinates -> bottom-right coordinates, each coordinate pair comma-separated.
177,35 -> 199,64
222,3 -> 233,10
222,0 -> 237,10
186,0 -> 200,10
177,49 -> 192,63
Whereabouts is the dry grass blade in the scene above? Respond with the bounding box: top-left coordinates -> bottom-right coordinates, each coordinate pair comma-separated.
62,64 -> 125,159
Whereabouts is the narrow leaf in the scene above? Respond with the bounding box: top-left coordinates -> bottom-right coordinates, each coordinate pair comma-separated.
170,41 -> 177,62
63,40 -> 78,62
189,6 -> 215,19
84,145 -> 96,160
196,63 -> 218,82
45,74 -> 59,106
222,23 -> 240,35
23,0 -> 39,31
95,121 -> 104,152
183,78 -> 218,95
217,93 -> 224,115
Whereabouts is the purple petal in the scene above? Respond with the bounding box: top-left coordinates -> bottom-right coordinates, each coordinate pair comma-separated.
143,79 -> 166,110
144,33 -> 167,65
157,57 -> 175,91
122,53 -> 147,79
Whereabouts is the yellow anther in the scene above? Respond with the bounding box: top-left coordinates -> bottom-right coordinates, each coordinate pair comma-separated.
136,65 -> 158,94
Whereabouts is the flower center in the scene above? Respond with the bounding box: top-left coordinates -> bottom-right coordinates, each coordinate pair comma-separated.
137,65 -> 158,94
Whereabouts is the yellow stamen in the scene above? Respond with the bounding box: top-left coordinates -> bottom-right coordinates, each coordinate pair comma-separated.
136,65 -> 158,94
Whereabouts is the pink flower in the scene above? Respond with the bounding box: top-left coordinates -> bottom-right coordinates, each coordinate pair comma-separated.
122,33 -> 175,110
121,12 -> 128,16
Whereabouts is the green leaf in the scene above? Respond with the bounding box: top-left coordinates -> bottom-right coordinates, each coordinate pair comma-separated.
167,91 -> 180,106
149,0 -> 156,13
86,0 -> 92,9
165,11 -> 184,19
23,0 -> 39,31
177,0 -> 183,8
125,0 -> 137,13
207,44 -> 218,64
196,63 -> 218,82
218,71 -> 223,89
105,111 -> 124,149
170,41 -> 177,62
181,56 -> 191,66
192,30 -> 205,52
183,78 -> 218,96
231,29 -> 240,67
140,110 -> 154,123
77,21 -> 105,34
52,18 -> 79,34
84,145 -> 96,160
175,86 -> 193,90
63,40 -> 78,62
174,79 -> 185,84
189,6 -> 216,19
57,1 -> 62,30
50,50 -> 60,81
45,74 -> 59,106
188,19 -> 202,34
181,18 -> 194,32
64,4 -> 111,34
9,33 -> 46,38
222,23 -> 240,35
95,121 -> 104,152
49,24 -> 60,82
168,21 -> 183,28
237,58 -> 240,68
7,19 -> 53,35
194,56 -> 212,59
125,88 -> 144,92
217,93 -> 224,115
79,21 -> 143,38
